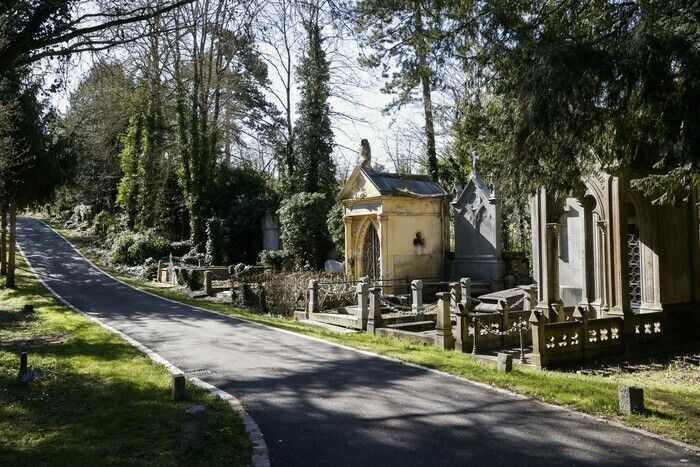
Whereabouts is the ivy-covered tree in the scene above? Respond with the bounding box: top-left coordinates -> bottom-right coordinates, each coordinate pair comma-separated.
291,22 -> 336,200
278,192 -> 331,270
116,114 -> 144,230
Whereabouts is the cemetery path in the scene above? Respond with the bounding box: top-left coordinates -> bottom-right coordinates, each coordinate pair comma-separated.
17,216 -> 699,467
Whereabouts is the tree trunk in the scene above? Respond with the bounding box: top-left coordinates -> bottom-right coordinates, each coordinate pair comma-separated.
0,199 -> 6,276
420,70 -> 438,181
6,198 -> 16,288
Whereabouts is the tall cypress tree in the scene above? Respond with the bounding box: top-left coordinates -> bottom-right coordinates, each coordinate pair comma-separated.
292,22 -> 336,200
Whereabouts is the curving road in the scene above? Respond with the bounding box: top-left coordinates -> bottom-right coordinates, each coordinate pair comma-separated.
17,216 -> 699,466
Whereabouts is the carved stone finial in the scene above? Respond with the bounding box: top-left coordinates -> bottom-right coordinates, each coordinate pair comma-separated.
360,139 -> 371,167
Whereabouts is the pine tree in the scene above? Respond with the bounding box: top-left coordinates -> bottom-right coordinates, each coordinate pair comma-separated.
292,22 -> 336,199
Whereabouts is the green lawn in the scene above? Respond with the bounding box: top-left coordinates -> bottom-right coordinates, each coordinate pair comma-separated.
0,254 -> 252,465
49,219 -> 700,449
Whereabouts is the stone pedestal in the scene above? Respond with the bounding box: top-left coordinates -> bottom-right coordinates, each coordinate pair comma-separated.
497,353 -> 513,372
181,405 -> 205,452
618,386 -> 644,414
434,292 -> 455,350
172,373 -> 186,402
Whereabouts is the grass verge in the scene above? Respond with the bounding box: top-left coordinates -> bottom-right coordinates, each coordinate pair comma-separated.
48,219 -> 700,449
0,253 -> 252,465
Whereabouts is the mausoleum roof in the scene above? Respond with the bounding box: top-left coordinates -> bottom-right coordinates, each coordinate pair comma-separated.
339,165 -> 446,200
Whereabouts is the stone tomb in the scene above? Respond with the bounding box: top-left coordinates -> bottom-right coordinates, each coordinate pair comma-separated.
338,156 -> 449,288
451,160 -> 504,287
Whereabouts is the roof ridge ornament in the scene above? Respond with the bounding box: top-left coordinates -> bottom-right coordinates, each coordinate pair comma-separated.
360,139 -> 371,168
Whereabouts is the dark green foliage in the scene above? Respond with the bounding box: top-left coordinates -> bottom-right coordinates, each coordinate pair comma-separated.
258,249 -> 294,272
447,0 -> 700,204
92,210 -> 117,240
278,192 -> 331,270
116,115 -> 143,230
291,23 -> 336,199
326,203 -> 345,258
110,230 -> 170,265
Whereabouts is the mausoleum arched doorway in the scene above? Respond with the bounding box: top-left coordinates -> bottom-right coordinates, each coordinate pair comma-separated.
361,223 -> 381,279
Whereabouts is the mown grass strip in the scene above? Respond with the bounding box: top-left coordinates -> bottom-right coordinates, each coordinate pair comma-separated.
50,220 -> 700,449
0,253 -> 252,465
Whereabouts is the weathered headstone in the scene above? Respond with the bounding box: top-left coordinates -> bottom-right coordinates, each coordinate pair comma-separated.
181,405 -> 205,452
497,353 -> 513,372
172,373 -> 186,402
618,385 -> 644,414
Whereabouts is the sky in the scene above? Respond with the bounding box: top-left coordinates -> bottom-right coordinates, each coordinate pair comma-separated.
48,5 -> 444,183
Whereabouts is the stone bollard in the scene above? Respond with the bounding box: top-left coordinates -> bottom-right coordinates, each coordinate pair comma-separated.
204,271 -> 213,296
411,280 -> 424,315
172,373 -> 186,402
454,304 -> 469,353
434,292 -> 455,350
308,280 -> 319,317
157,260 -> 163,283
460,277 -> 472,311
366,287 -> 382,334
528,311 -> 548,368
181,405 -> 205,452
17,352 -> 27,380
22,304 -> 34,313
497,353 -> 513,372
356,281 -> 369,330
618,386 -> 645,414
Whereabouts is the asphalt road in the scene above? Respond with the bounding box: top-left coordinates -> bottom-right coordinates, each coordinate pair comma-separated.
17,216 -> 699,466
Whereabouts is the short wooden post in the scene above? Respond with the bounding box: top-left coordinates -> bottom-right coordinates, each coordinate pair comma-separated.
366,287 -> 382,334
356,281 -> 369,330
435,292 -> 455,350
411,280 -> 424,315
204,271 -> 213,296
308,280 -> 319,317
181,405 -> 205,452
172,373 -> 186,401
528,311 -> 549,368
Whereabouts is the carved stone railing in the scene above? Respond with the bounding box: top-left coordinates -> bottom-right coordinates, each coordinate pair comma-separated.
530,307 -> 666,368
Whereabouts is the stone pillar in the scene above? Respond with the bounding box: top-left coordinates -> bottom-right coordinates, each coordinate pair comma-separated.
454,302 -> 470,353
578,197 -> 595,312
204,271 -> 213,296
411,280 -> 424,314
597,220 -> 611,315
609,175 -> 631,315
460,277 -> 472,311
535,222 -> 563,321
356,281 -> 369,330
528,310 -> 549,368
434,292 -> 455,350
366,287 -> 382,334
157,260 -> 163,283
520,284 -> 537,311
172,373 -> 186,401
376,213 -> 390,285
344,216 -> 353,278
308,280 -> 319,317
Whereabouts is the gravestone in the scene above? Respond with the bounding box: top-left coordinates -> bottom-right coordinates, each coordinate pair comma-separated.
181,405 -> 205,452
618,385 -> 644,414
262,213 -> 281,251
451,157 -> 504,283
497,353 -> 513,372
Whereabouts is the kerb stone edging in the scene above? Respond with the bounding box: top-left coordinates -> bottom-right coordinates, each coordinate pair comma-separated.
16,239 -> 270,467
32,218 -> 700,459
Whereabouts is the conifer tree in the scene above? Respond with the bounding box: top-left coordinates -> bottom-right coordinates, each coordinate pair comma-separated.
116,115 -> 143,230
292,22 -> 336,199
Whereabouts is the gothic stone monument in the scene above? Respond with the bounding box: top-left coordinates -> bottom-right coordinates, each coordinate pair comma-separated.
531,171 -> 700,321
338,141 -> 449,287
451,159 -> 504,285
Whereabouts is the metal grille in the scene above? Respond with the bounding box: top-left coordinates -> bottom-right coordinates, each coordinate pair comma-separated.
627,227 -> 642,309
362,224 -> 380,279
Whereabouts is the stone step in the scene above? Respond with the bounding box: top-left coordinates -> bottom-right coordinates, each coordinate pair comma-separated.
385,320 -> 436,332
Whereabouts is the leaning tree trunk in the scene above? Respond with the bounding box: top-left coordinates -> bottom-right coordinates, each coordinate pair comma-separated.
420,70 -> 438,181
6,198 -> 16,288
0,200 -> 6,276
